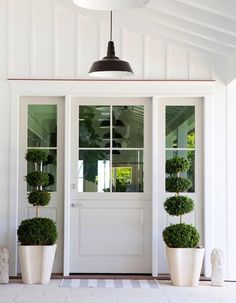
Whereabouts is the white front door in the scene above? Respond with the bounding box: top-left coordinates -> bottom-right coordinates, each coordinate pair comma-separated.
69,98 -> 152,273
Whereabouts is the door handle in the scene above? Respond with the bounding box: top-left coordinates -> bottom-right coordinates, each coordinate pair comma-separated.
71,203 -> 83,208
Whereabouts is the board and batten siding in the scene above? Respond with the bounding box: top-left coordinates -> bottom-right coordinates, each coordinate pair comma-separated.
0,0 -> 234,279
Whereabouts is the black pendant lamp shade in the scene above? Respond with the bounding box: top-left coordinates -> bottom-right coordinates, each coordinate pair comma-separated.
89,12 -> 133,78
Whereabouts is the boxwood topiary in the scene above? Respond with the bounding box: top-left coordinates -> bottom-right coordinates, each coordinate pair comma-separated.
26,171 -> 49,187
164,195 -> 194,216
163,156 -> 201,249
166,176 -> 192,193
17,217 -> 57,245
18,148 -> 57,249
25,149 -> 48,163
166,156 -> 190,175
28,190 -> 51,207
162,223 -> 200,248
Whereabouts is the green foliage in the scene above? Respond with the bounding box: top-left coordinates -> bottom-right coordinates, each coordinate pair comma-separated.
25,149 -> 47,163
162,223 -> 200,248
17,217 -> 57,245
28,190 -> 51,207
164,195 -> 194,216
26,171 -> 49,187
166,156 -> 190,174
163,155 -> 201,249
166,177 -> 192,193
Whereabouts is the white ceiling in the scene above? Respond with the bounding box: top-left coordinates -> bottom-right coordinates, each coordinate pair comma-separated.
62,0 -> 236,60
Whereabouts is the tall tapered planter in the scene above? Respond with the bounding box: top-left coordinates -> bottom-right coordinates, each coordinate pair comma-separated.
166,247 -> 204,287
19,244 -> 57,284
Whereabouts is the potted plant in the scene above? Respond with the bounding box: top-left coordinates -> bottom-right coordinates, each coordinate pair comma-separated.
162,156 -> 204,287
17,149 -> 57,284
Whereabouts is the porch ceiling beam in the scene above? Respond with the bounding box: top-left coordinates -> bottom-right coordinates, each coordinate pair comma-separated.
174,0 -> 236,21
134,8 -> 236,49
148,0 -> 236,36
116,13 -> 233,57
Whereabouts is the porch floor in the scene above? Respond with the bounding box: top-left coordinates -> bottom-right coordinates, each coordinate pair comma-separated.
1,279 -> 236,303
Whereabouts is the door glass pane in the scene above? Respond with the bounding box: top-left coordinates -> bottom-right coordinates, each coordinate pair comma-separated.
78,150 -> 110,192
112,150 -> 143,192
166,106 -> 195,148
166,150 -> 195,192
112,106 -> 144,148
79,106 -> 110,148
28,105 -> 57,147
27,149 -> 57,192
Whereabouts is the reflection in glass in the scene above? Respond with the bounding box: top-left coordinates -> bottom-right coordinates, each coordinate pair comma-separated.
27,149 -> 57,192
112,106 -> 144,148
78,150 -> 110,192
28,105 -> 57,147
112,150 -> 143,192
166,106 -> 195,148
165,150 -> 195,192
79,106 -> 110,148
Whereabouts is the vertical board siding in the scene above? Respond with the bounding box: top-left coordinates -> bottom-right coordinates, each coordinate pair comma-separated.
145,39 -> 166,79
168,45 -> 189,80
123,30 -> 144,79
189,52 -> 212,80
55,7 -> 76,78
32,0 -> 54,78
0,0 -> 8,79
78,16 -> 99,78
8,0 -> 31,77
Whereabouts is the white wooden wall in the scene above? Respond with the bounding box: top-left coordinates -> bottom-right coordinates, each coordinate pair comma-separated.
0,0 -> 235,279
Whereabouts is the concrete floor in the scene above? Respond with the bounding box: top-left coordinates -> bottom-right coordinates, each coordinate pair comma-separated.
0,280 -> 236,303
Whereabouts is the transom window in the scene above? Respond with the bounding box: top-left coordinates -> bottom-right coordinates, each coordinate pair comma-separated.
78,105 -> 144,193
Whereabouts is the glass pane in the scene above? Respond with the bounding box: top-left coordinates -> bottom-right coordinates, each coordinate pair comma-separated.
27,149 -> 57,192
79,106 -> 110,148
165,150 -> 195,192
112,150 -> 143,192
166,106 -> 195,148
78,150 -> 110,192
112,106 -> 144,148
28,105 -> 57,147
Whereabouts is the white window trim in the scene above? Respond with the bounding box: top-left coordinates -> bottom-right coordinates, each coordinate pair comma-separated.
8,80 -> 214,277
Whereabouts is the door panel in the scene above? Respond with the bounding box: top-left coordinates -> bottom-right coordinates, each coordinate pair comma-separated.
70,98 -> 151,273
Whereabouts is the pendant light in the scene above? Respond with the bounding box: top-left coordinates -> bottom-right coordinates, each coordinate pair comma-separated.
89,11 -> 133,78
73,0 -> 150,11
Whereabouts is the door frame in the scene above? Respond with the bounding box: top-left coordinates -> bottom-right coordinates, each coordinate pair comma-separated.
8,80 -> 214,277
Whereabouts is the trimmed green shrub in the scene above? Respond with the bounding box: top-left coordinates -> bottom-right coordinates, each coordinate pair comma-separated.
166,157 -> 190,175
25,149 -> 47,163
28,190 -> 51,207
163,223 -> 200,248
164,195 -> 194,216
26,171 -> 49,187
163,156 -> 201,249
166,176 -> 192,193
17,217 -> 57,245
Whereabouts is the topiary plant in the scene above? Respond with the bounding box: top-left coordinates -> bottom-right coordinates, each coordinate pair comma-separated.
17,149 -> 57,245
162,156 -> 200,248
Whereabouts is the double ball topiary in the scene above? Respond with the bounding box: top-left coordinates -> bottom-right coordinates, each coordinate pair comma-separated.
163,156 -> 200,248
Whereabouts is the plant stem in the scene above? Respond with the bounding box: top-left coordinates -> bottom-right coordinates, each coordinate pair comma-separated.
36,206 -> 39,217
180,215 -> 182,223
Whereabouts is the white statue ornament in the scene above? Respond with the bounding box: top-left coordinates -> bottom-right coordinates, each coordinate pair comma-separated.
211,248 -> 224,287
0,246 -> 9,284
